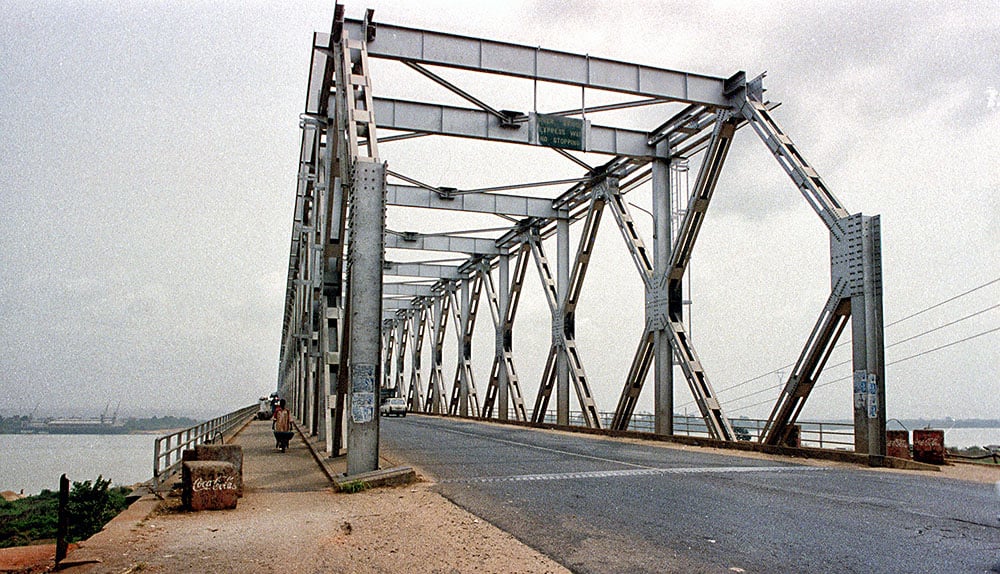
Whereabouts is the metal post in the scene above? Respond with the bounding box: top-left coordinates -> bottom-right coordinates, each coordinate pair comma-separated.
395,317 -> 406,400
56,474 -> 69,566
346,160 -> 386,476
652,152 -> 673,435
498,253 -> 510,420
851,215 -> 886,457
459,278 -> 471,416
556,219 -> 570,426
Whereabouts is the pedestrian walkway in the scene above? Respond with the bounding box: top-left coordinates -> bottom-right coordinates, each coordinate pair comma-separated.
59,419 -> 344,573
238,418 -> 332,493
45,416 -> 570,574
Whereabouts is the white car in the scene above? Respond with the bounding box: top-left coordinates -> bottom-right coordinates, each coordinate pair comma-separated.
380,397 -> 407,417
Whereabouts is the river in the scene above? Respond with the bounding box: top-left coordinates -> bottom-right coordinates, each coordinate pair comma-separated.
940,427 -> 1000,449
0,434 -> 155,496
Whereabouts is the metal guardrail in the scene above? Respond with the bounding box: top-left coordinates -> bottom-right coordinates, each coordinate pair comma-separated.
946,450 -> 1000,464
152,404 -> 258,486
542,411 -> 856,450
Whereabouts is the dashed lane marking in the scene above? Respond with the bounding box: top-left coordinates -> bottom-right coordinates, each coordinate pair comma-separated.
440,466 -> 828,484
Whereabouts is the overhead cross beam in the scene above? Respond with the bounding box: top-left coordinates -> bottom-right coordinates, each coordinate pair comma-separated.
324,21 -> 732,107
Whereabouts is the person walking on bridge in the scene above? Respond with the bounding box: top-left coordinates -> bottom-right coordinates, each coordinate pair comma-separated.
272,399 -> 292,451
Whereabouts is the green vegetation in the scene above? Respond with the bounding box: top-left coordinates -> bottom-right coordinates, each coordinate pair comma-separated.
0,476 -> 131,548
0,489 -> 57,547
338,480 -> 368,494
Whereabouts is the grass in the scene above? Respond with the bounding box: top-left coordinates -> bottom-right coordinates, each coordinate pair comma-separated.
338,480 -> 369,494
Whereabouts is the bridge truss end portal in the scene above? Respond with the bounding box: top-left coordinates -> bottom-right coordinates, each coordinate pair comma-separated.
278,5 -> 888,469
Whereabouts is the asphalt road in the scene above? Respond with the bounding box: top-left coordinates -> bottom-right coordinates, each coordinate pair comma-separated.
381,414 -> 1000,574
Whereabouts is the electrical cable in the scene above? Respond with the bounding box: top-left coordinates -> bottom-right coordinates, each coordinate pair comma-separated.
732,326 -> 1000,413
679,277 -> 1000,410
719,303 -> 1000,408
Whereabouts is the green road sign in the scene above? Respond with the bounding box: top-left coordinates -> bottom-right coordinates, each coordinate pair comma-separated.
536,114 -> 584,151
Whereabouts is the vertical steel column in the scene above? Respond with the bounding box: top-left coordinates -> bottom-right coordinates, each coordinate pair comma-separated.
426,294 -> 450,414
458,278 -> 471,416
556,219 -> 570,426
651,150 -> 673,435
407,306 -> 426,412
394,315 -> 407,401
346,160 -> 386,476
497,253 -> 510,420
851,215 -> 886,456
382,320 -> 394,395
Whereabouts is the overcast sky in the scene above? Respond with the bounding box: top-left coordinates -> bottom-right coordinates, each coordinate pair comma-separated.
2,1 -> 997,423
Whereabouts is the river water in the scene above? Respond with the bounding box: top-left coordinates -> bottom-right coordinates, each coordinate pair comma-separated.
939,427 -> 1000,449
0,434 -> 155,496
1,427 -> 996,495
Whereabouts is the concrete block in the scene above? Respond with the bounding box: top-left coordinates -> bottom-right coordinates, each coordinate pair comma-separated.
886,430 -> 910,460
194,444 -> 244,496
783,425 -> 801,448
912,429 -> 945,465
182,461 -> 238,511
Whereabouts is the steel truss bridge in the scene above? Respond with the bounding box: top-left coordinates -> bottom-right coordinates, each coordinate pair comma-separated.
278,5 -> 887,475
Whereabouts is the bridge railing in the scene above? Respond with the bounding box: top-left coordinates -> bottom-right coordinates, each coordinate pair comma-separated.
540,411 -> 855,450
152,404 -> 258,487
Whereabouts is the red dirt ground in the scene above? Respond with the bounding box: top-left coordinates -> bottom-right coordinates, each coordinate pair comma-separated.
0,543 -> 77,574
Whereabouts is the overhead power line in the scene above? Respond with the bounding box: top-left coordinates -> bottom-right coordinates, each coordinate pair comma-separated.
684,276 -> 1000,410
719,303 -> 1000,408
733,326 -> 1000,413
885,276 -> 1000,328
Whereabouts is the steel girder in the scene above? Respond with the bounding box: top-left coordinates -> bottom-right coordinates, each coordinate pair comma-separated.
425,294 -> 451,414
387,184 -> 561,219
382,320 -> 395,396
737,88 -> 886,455
327,21 -> 732,107
394,314 -> 409,401
372,97 -> 659,158
481,247 -> 530,421
609,114 -> 740,441
527,208 -> 603,428
281,8 -> 887,460
447,275 -> 484,417
406,306 -> 427,412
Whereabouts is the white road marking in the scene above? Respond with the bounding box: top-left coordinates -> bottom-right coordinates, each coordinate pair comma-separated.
441,466 -> 829,484
408,418 -> 827,484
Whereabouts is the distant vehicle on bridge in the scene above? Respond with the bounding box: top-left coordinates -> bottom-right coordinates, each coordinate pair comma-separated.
380,398 -> 407,417
257,396 -> 273,420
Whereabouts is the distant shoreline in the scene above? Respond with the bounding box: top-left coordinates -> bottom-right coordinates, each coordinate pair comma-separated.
0,430 -> 182,436
0,415 -> 201,436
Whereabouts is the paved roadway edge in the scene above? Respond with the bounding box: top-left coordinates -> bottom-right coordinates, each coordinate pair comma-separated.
412,412 -> 942,472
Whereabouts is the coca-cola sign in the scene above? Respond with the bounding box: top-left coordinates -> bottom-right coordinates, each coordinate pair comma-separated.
192,476 -> 237,492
